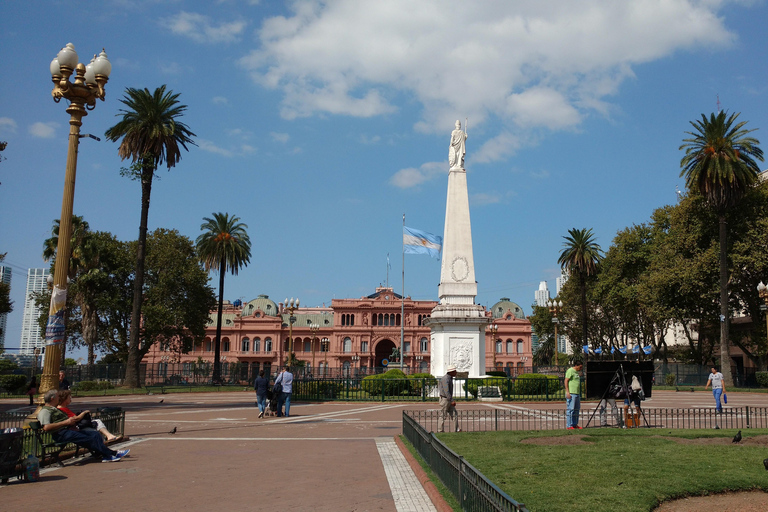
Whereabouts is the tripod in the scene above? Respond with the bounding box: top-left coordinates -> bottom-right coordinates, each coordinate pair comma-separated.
586,364 -> 649,428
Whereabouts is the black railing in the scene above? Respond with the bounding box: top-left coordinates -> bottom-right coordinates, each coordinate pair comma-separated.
406,406 -> 768,432
403,411 -> 529,512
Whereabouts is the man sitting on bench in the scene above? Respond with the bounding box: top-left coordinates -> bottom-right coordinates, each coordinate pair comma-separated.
37,389 -> 129,463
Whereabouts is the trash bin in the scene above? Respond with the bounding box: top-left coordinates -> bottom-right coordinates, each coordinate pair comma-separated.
0,429 -> 25,484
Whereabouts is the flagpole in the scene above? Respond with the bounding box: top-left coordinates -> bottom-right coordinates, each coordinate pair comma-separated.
401,214 -> 405,371
386,253 -> 389,288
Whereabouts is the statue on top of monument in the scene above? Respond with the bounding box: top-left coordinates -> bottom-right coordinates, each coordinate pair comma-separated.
448,119 -> 467,169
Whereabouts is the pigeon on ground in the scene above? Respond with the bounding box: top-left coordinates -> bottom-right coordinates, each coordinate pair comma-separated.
732,430 -> 742,443
159,399 -> 164,403
169,427 -> 177,434
763,458 -> 768,470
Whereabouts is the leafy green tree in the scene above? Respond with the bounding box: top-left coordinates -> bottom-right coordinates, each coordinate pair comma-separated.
558,228 -> 603,352
105,85 -> 196,388
100,229 -> 215,368
680,111 -> 764,385
196,213 -> 251,384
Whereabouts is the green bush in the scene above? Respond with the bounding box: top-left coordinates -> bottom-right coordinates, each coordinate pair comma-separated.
513,374 -> 561,395
756,372 -> 768,388
464,377 -> 508,398
74,380 -> 114,392
0,374 -> 28,394
361,369 -> 408,396
297,380 -> 345,398
408,373 -> 437,396
486,370 -> 507,378
665,373 -> 677,387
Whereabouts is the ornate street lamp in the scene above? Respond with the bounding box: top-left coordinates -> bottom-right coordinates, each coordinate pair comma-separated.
309,323 -> 320,377
39,43 -> 111,398
284,298 -> 299,365
548,299 -> 563,365
487,323 -> 499,370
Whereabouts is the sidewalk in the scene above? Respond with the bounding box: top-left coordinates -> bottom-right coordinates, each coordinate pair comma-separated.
0,394 -> 444,512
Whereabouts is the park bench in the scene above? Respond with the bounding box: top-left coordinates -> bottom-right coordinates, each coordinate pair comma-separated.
478,386 -> 503,402
28,421 -> 85,467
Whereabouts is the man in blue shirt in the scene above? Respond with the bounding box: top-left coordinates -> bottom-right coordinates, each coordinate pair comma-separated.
275,366 -> 294,417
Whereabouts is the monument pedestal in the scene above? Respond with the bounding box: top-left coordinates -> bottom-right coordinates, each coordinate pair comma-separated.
427,304 -> 488,378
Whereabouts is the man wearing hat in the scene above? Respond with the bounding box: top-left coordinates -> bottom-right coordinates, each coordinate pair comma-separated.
437,364 -> 461,433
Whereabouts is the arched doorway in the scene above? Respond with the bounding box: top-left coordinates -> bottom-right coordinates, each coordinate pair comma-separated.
375,339 -> 396,368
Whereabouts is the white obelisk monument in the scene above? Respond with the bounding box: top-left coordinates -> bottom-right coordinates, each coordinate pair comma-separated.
427,120 -> 489,378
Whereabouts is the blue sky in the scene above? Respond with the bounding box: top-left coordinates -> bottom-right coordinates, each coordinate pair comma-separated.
1,0 -> 767,359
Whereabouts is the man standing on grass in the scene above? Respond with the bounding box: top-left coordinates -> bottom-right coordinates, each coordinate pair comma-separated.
565,361 -> 583,429
705,366 -> 726,413
438,365 -> 460,433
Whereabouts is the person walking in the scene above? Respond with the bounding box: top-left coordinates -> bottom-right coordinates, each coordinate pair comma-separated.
705,366 -> 726,413
274,365 -> 294,417
26,376 -> 38,405
254,370 -> 268,418
564,361 -> 583,429
437,365 -> 460,433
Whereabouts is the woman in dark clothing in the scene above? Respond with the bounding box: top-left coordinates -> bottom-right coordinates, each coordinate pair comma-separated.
26,376 -> 38,405
254,370 -> 268,418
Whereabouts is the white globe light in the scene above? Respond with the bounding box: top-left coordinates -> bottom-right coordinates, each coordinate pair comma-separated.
92,48 -> 112,77
57,43 -> 78,70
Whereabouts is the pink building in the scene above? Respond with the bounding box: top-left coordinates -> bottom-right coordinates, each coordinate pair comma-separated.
142,287 -> 533,378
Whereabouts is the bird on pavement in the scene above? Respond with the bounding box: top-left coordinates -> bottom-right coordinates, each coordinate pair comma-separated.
159,399 -> 164,403
169,427 -> 177,434
732,430 -> 742,443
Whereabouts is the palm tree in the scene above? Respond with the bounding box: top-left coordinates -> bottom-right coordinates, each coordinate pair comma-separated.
558,228 -> 603,354
196,213 -> 251,384
105,85 -> 196,388
680,111 -> 763,386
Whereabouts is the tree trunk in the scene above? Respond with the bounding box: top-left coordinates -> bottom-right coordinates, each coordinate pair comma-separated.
718,213 -> 734,387
125,166 -> 153,388
580,271 -> 588,351
212,259 -> 226,384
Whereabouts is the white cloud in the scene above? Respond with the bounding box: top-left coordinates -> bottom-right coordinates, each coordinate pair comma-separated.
240,0 -> 736,158
390,161 -> 444,189
198,139 -> 234,157
0,117 -> 18,134
29,122 -> 58,139
470,192 -> 502,206
270,132 -> 289,143
163,11 -> 247,44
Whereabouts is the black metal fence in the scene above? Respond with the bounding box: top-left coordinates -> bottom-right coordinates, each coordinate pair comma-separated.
403,411 -> 529,512
406,406 -> 768,432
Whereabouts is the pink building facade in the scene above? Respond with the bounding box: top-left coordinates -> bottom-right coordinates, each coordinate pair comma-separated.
142,287 -> 533,377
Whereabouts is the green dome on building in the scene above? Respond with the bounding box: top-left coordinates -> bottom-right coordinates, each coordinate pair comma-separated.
243,295 -> 279,317
490,298 -> 525,320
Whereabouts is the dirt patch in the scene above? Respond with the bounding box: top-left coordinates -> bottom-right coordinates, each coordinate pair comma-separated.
654,490 -> 768,512
520,435 -> 590,445
654,434 -> 768,446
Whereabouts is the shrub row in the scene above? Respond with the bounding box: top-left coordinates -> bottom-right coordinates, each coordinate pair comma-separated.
361,369 -> 437,396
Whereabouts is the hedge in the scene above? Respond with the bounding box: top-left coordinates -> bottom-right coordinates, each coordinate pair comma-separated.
0,374 -> 28,394
514,373 -> 562,395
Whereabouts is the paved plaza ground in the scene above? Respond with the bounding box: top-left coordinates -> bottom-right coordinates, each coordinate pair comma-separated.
1,390 -> 766,511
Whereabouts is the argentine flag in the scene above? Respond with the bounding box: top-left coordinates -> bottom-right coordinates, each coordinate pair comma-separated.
619,346 -> 627,354
632,345 -> 640,354
403,226 -> 442,259
642,345 -> 652,355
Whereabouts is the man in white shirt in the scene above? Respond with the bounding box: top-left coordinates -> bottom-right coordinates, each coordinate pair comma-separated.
275,366 -> 294,417
705,366 -> 726,413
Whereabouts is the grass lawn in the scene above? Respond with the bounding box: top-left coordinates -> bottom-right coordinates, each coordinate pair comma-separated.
437,428 -> 768,512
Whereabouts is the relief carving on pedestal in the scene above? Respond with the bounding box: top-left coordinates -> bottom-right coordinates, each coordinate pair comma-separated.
450,341 -> 473,372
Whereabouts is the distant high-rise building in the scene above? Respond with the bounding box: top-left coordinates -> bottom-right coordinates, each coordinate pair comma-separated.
20,268 -> 48,355
534,281 -> 550,307
0,265 -> 11,348
556,272 -> 569,295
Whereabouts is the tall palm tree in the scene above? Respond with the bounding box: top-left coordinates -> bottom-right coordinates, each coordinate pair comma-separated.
196,213 -> 251,384
680,111 -> 763,386
105,85 -> 196,388
558,228 -> 603,355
